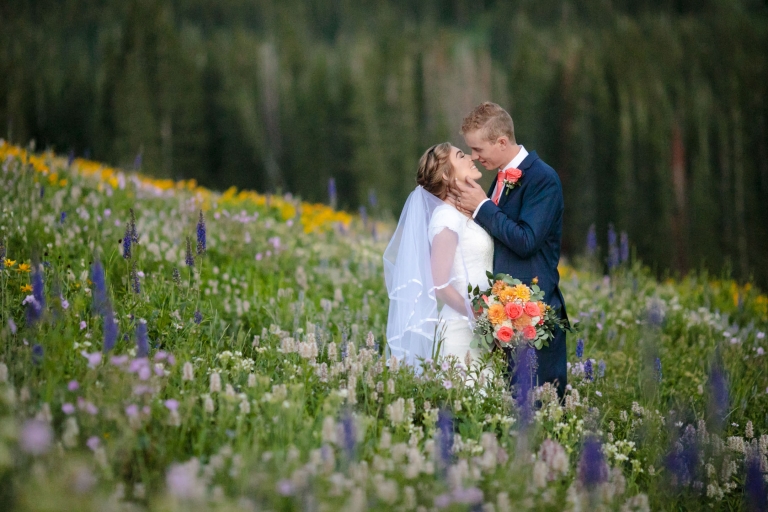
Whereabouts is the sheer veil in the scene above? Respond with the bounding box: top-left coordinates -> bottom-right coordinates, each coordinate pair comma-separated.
383,186 -> 474,366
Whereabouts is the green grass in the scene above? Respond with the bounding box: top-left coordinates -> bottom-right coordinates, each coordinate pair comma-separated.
0,144 -> 767,511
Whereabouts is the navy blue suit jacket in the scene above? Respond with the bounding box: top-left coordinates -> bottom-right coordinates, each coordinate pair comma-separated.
474,150 -> 568,321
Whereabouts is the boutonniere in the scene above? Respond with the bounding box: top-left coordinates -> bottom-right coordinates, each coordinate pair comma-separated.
503,168 -> 523,195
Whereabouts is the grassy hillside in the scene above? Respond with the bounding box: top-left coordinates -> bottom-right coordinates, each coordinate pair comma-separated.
0,141 -> 767,510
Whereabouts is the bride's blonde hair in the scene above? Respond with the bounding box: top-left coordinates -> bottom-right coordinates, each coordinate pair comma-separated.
416,143 -> 453,199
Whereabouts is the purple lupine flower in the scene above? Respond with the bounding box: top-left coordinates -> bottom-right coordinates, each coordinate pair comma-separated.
745,449 -> 767,511
67,150 -> 75,167
91,261 -> 107,314
39,185 -> 44,198
25,267 -> 45,325
196,210 -> 206,255
584,359 -> 594,381
0,236 -> 5,260
341,411 -> 356,460
136,320 -> 149,358
665,433 -> 699,488
620,231 -> 629,263
8,318 -> 16,334
598,359 -> 606,378
122,223 -> 132,259
654,357 -> 662,383
103,306 -> 118,352
586,224 -> 597,256
527,347 -> 539,376
708,364 -> 729,427
578,436 -> 608,490
32,267 -> 45,308
129,209 -> 139,243
193,310 -> 202,325
184,237 -> 194,267
59,212 -> 67,224
131,261 -> 140,294
647,299 -> 665,327
607,223 -> 619,270
31,344 -> 44,365
436,409 -> 453,472
576,338 -> 584,359
172,267 -> 181,285
133,152 -> 142,170
371,222 -> 378,242
515,345 -> 534,426
359,206 -> 368,227
328,178 -> 337,208
368,189 -> 378,208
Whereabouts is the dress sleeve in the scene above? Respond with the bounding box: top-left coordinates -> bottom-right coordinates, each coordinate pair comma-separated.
429,207 -> 463,244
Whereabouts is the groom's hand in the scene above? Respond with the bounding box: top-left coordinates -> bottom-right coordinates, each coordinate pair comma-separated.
454,176 -> 487,214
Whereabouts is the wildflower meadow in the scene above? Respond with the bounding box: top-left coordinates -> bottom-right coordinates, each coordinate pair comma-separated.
1,140 -> 767,511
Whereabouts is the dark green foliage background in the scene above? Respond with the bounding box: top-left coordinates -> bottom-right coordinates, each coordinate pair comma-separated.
1,0 -> 767,285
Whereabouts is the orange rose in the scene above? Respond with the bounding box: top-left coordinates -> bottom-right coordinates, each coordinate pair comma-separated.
497,326 -> 514,343
488,304 -> 507,325
524,301 -> 541,317
505,302 -> 523,320
505,168 -> 523,183
523,325 -> 537,340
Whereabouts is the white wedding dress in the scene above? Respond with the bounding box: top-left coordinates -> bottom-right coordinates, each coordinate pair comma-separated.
428,204 -> 494,363
384,186 -> 493,369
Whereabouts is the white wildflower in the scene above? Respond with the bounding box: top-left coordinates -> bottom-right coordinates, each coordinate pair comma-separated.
209,372 -> 221,393
182,362 -> 194,381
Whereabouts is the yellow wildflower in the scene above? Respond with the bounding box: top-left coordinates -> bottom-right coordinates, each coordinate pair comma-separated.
3,258 -> 16,268
17,263 -> 31,273
20,284 -> 32,292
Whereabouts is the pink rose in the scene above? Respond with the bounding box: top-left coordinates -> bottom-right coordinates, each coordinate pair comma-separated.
497,326 -> 514,343
505,168 -> 523,183
523,302 -> 541,317
505,302 -> 523,320
523,325 -> 537,340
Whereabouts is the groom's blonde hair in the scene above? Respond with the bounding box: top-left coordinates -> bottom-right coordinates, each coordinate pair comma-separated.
460,102 -> 516,143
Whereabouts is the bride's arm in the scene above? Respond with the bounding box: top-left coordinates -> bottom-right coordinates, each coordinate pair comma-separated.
430,228 -> 469,314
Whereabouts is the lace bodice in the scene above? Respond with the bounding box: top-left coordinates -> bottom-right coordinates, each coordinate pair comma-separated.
428,204 -> 494,320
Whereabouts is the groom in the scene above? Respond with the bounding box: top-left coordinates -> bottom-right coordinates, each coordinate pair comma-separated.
452,102 -> 568,398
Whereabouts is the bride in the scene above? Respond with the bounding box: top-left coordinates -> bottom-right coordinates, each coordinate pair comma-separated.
384,142 -> 494,367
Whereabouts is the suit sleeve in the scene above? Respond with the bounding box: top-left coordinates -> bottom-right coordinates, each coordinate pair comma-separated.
474,172 -> 561,259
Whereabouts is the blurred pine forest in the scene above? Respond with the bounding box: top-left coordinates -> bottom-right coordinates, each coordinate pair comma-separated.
1,0 -> 767,286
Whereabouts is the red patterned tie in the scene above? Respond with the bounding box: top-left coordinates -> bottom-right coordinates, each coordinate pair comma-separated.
492,171 -> 505,205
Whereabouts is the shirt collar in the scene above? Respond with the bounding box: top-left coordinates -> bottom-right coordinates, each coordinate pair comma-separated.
500,145 -> 528,172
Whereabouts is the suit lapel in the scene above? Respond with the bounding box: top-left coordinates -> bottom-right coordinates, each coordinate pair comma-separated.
496,151 -> 539,208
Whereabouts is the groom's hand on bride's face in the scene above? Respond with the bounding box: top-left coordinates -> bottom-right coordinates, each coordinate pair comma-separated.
453,177 -> 486,212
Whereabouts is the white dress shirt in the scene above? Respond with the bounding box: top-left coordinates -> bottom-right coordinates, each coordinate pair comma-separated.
472,145 -> 529,218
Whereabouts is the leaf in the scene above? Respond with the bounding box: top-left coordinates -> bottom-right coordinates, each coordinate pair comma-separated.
486,271 -> 494,280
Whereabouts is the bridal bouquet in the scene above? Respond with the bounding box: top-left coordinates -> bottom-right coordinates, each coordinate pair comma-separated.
469,273 -> 567,351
